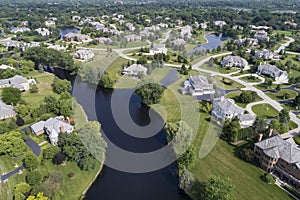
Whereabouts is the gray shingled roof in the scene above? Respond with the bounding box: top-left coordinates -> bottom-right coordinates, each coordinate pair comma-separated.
255,135 -> 300,164
189,75 -> 213,90
0,98 -> 16,119
215,97 -> 244,115
258,63 -> 288,78
30,121 -> 45,133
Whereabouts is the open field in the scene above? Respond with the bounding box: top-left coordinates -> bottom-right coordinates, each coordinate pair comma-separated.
252,103 -> 279,118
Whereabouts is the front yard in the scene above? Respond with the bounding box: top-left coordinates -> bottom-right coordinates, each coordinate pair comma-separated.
252,103 -> 279,118
265,89 -> 298,101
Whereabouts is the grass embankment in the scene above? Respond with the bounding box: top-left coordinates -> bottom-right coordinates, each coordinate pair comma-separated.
265,90 -> 298,101
155,72 -> 290,199
252,103 -> 279,118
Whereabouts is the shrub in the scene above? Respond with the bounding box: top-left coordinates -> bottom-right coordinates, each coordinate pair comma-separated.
261,173 -> 275,184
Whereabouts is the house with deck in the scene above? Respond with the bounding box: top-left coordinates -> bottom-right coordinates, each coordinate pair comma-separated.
150,44 -> 167,55
254,135 -> 300,189
254,50 -> 280,60
122,64 -> 148,77
73,49 -> 95,61
0,75 -> 35,91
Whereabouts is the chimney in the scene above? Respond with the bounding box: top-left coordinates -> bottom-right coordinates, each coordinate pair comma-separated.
269,129 -> 273,137
258,133 -> 263,142
59,126 -> 65,133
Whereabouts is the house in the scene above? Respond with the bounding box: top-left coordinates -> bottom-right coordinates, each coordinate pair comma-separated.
122,64 -> 148,77
254,30 -> 269,41
200,22 -> 208,29
250,25 -> 269,31
64,33 -> 91,42
35,28 -> 51,36
238,114 -> 256,128
124,34 -> 141,42
234,38 -> 258,46
11,27 -> 30,33
182,75 -> 215,96
73,49 -> 95,61
254,135 -> 300,189
125,22 -> 135,31
0,64 -> 14,70
157,23 -> 168,29
172,38 -> 185,47
150,44 -> 167,55
221,56 -> 248,68
0,99 -> 16,120
30,117 -> 74,145
140,30 -> 153,37
45,20 -> 56,27
257,63 -> 288,82
180,25 -> 193,39
212,96 -> 244,120
95,37 -> 112,45
21,21 -> 29,26
214,21 -> 227,27
0,75 -> 35,91
254,50 -> 280,60
284,21 -> 297,27
72,15 -> 81,21
232,25 -> 244,30
22,42 -> 40,50
1,40 -> 22,48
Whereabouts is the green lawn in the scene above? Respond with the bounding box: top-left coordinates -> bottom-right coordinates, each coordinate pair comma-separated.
73,103 -> 88,128
21,72 -> 59,105
214,76 -> 245,90
252,104 -> 279,118
225,91 -> 262,108
200,63 -> 240,74
254,83 -> 291,91
240,76 -> 262,83
231,70 -> 252,77
190,139 -> 293,200
265,89 -> 298,101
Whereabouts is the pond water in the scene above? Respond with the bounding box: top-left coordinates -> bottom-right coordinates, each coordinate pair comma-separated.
59,27 -> 80,39
53,70 -> 189,200
188,33 -> 231,54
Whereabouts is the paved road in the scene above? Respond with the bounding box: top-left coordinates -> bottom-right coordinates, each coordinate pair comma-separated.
0,166 -> 24,182
275,36 -> 295,54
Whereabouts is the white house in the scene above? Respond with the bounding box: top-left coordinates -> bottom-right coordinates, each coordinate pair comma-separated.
254,30 -> 269,41
122,64 -> 148,77
35,28 -> 51,36
150,44 -> 167,55
125,22 -> 135,31
254,50 -> 280,60
214,21 -> 227,27
180,25 -> 193,39
0,64 -> 14,70
212,96 -> 244,120
257,63 -> 288,83
221,56 -> 248,68
182,75 -> 215,96
0,75 -> 35,91
124,34 -> 141,42
45,20 -> 56,27
73,49 -> 95,61
30,117 -> 74,145
11,27 -> 30,33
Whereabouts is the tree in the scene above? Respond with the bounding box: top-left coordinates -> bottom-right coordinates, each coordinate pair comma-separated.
53,152 -> 66,165
279,109 -> 290,123
275,84 -> 281,92
178,145 -> 197,170
239,91 -> 254,103
282,92 -> 291,100
201,101 -> 212,113
261,173 -> 275,184
295,94 -> 300,109
0,131 -> 28,157
43,146 -> 60,160
270,119 -> 280,133
199,176 -> 235,200
2,87 -> 21,105
23,152 -> 39,171
135,83 -> 164,105
52,77 -> 71,94
16,116 -> 25,126
63,145 -> 79,161
26,192 -> 49,200
14,182 -> 31,200
179,64 -> 188,75
26,171 -> 42,185
98,72 -> 114,88
78,156 -> 98,171
265,78 -> 273,88
240,148 -> 254,162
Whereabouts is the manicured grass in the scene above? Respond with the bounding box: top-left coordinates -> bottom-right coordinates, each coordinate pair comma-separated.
240,75 -> 262,83
289,121 -> 298,130
73,103 -> 88,128
200,63 -> 240,74
106,57 -> 128,82
214,76 -> 245,90
225,91 -> 262,108
254,83 -> 291,91
0,155 -> 26,200
37,159 -> 103,200
252,103 -> 279,118
265,89 -> 298,101
22,72 -> 59,105
231,70 -> 252,77
190,139 -> 293,200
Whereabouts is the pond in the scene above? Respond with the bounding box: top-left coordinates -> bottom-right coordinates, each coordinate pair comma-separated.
53,69 -> 189,200
59,27 -> 80,39
188,33 -> 231,54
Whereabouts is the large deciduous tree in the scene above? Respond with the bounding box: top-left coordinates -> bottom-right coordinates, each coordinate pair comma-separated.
2,87 -> 21,105
135,83 -> 164,105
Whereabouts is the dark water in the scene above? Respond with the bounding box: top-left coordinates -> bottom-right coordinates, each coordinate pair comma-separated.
188,33 -> 231,54
54,70 -> 188,200
59,27 -> 80,39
